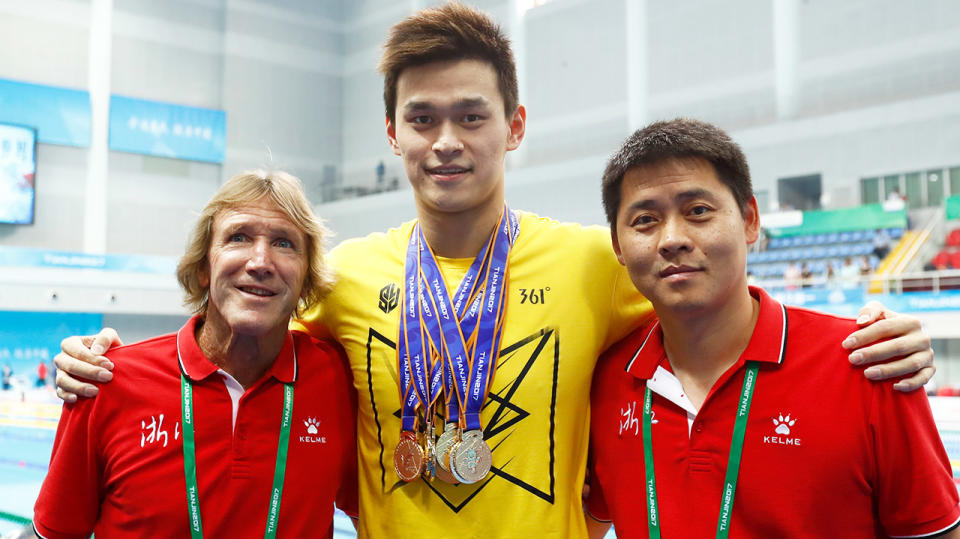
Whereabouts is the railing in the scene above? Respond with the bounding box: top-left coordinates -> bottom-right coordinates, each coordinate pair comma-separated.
758,269 -> 960,294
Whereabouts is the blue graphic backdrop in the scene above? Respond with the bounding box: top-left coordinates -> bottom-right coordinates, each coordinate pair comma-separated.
0,79 -> 91,147
109,95 -> 226,163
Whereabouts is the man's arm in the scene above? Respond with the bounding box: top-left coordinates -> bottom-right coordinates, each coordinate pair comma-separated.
53,302 -> 936,400
585,513 -> 612,539
845,302 -> 934,391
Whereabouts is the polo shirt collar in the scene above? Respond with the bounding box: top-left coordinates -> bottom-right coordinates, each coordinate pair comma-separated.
176,314 -> 299,384
624,286 -> 787,380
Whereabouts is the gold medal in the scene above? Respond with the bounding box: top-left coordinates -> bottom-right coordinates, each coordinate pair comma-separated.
450,429 -> 492,484
423,434 -> 437,479
393,431 -> 424,482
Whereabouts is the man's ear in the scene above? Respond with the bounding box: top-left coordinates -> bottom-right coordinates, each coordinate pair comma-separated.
386,116 -> 401,156
611,226 -> 626,267
197,260 -> 210,289
506,105 -> 526,152
744,196 -> 760,244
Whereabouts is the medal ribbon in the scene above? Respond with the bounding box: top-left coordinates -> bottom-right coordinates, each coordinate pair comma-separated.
400,207 -> 519,428
413,208 -> 516,432
642,361 -> 759,538
461,212 -> 512,430
398,229 -> 430,432
180,375 -> 294,538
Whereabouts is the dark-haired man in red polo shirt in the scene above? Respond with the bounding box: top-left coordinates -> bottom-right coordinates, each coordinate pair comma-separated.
32,171 -> 357,538
587,119 -> 960,538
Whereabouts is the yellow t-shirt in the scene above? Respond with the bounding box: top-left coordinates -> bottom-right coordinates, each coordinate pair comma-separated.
294,211 -> 653,538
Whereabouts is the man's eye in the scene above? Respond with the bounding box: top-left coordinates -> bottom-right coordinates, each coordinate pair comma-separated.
229,233 -> 246,242
690,205 -> 711,216
462,114 -> 482,123
632,215 -> 656,227
411,116 -> 432,125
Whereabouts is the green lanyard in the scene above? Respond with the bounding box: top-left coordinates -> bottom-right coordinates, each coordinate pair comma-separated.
642,362 -> 759,539
180,373 -> 294,538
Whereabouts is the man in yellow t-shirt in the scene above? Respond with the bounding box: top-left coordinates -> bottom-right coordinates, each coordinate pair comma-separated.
55,4 -> 935,538
293,213 -> 651,537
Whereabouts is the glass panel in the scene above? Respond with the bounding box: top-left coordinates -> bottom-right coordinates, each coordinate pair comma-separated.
926,169 -> 944,207
861,177 -> 879,204
883,175 -> 901,200
905,172 -> 923,209
950,166 -> 960,197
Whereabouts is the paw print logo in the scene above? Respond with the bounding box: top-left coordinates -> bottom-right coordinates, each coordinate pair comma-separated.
304,417 -> 321,435
772,414 -> 796,435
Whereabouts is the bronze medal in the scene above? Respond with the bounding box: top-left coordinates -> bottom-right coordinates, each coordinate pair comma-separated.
435,458 -> 459,483
435,423 -> 458,472
450,429 -> 492,484
393,431 -> 424,482
434,423 -> 460,483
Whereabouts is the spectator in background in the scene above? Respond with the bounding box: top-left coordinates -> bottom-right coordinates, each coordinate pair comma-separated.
784,262 -> 801,290
884,188 -> 906,211
859,255 -> 873,276
2,363 -> 12,390
873,228 -> 891,260
839,256 -> 861,289
36,361 -> 47,387
801,262 -> 814,288
376,160 -> 386,191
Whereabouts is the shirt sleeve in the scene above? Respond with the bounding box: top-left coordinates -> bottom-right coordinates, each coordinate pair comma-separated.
290,305 -> 333,340
580,225 -> 655,352
331,343 -> 359,519
585,448 -> 612,523
871,385 -> 960,537
33,397 -> 104,539
291,247 -> 343,340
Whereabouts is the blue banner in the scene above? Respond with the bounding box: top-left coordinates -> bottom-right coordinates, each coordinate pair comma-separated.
0,78 -> 91,147
109,95 -> 226,163
0,246 -> 176,274
0,311 -> 103,383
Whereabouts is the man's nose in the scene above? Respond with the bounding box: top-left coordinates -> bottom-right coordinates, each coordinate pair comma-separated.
432,121 -> 464,156
658,217 -> 692,255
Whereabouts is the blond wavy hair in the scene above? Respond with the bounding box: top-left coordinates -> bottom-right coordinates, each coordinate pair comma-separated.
176,170 -> 334,316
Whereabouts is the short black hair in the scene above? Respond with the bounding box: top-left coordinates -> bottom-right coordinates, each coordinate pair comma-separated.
602,118 -> 752,230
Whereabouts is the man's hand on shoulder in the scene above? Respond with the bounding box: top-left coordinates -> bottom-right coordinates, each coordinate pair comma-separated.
54,328 -> 122,402
843,302 -> 933,392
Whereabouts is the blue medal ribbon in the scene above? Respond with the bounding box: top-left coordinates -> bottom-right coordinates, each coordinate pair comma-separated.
398,230 -> 427,432
404,208 -> 518,433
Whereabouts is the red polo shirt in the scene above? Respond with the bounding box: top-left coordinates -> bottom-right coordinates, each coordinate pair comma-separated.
588,287 -> 960,538
34,315 -> 358,538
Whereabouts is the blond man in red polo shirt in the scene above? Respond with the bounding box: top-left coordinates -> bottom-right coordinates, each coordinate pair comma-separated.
587,119 -> 960,538
32,171 -> 357,538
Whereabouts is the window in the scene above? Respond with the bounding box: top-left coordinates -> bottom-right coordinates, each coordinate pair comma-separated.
905,172 -> 923,209
778,174 -> 822,211
861,177 -> 879,205
926,169 -> 945,207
